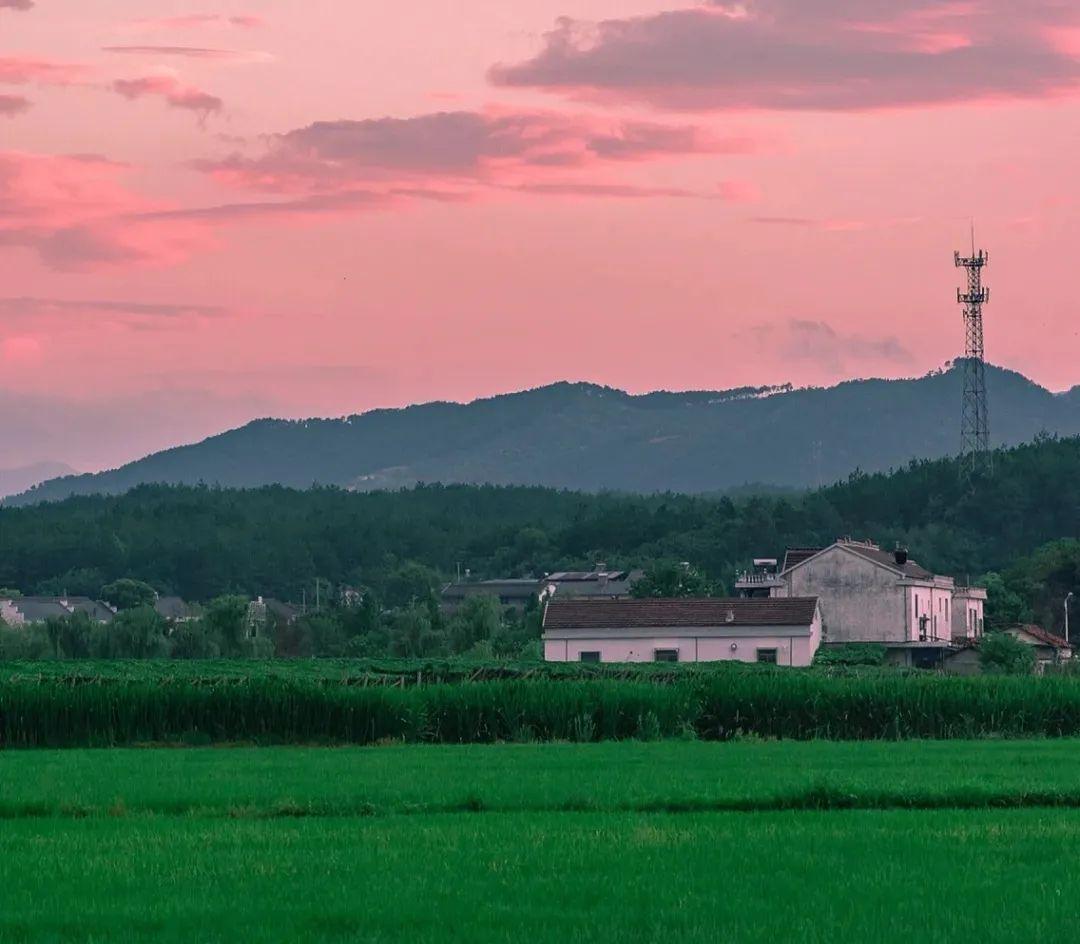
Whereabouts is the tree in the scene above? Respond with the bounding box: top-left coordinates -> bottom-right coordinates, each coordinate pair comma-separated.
977,572 -> 1030,632
448,595 -> 502,652
631,561 -> 715,598
978,633 -> 1036,675
95,606 -> 169,658
202,595 -> 250,656
101,578 -> 157,611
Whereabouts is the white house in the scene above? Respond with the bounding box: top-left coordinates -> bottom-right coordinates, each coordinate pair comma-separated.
738,539 -> 987,666
542,597 -> 823,666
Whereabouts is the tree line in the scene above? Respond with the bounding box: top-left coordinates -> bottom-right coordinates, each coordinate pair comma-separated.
0,434 -> 1078,651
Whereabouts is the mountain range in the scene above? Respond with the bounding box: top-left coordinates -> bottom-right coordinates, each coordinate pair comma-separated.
9,363 -> 1080,505
0,462 -> 77,500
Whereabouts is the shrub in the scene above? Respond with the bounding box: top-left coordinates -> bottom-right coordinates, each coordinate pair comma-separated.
978,633 -> 1037,675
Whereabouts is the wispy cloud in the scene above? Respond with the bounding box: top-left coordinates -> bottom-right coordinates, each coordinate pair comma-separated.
113,75 -> 223,121
0,0 -> 34,10
743,319 -> 915,373
102,45 -> 271,63
126,14 -> 264,31
0,296 -> 229,319
0,57 -> 92,86
195,109 -> 747,194
0,94 -> 30,116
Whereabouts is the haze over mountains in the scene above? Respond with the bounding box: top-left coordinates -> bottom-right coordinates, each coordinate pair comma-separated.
8,364 -> 1080,506
0,463 -> 77,501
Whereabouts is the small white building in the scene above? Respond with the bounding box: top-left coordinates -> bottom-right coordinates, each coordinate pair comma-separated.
542,597 -> 823,666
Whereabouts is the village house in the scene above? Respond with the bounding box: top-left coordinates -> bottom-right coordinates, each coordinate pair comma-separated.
439,578 -> 542,613
0,596 -> 115,626
736,539 -> 987,667
1005,624 -> 1073,669
542,568 -> 643,600
542,597 -> 823,666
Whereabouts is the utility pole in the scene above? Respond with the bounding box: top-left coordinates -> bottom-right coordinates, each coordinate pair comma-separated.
1067,592 -> 1074,644
955,232 -> 991,475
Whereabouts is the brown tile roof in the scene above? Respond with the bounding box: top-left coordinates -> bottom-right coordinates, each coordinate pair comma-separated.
781,548 -> 822,572
543,597 -> 819,630
1011,624 -> 1071,650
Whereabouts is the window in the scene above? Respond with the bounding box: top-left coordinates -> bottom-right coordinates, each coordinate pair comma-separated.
654,649 -> 679,663
579,651 -> 601,663
756,648 -> 778,664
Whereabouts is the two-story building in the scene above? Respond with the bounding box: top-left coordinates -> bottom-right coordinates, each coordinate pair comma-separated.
736,539 -> 986,666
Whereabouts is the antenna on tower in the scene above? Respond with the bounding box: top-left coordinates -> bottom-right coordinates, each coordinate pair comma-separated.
954,233 -> 991,476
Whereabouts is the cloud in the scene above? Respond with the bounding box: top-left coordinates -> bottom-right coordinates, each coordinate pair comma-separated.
0,151 -> 214,271
102,45 -> 271,62
128,14 -> 264,30
113,75 -> 223,120
0,94 -> 30,116
0,0 -> 33,10
0,57 -> 91,86
490,1 -> 1080,111
196,109 -> 742,193
0,296 -> 228,320
745,319 -> 915,373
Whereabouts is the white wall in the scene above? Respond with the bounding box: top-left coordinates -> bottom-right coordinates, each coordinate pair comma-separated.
787,547 -> 908,643
544,618 -> 821,666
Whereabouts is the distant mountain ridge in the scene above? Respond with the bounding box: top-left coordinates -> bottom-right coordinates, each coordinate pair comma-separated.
9,364 -> 1080,505
0,462 -> 77,500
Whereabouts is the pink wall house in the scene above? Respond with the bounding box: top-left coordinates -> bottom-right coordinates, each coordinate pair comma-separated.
543,597 -> 822,666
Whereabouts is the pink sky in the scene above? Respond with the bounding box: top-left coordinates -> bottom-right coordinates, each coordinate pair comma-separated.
1,0 -> 1079,471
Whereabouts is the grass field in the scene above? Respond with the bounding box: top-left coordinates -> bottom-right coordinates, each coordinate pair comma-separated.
5,741 -> 1080,942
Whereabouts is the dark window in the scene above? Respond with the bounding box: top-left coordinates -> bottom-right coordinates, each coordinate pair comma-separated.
579,651 -> 601,663
654,649 -> 679,663
756,648 -> 778,664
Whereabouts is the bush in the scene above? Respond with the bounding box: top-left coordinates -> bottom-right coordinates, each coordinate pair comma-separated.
978,633 -> 1037,675
814,644 -> 888,667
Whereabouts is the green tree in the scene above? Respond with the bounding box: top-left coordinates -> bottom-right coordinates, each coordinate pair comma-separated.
631,561 -> 714,598
95,606 -> 169,658
978,633 -> 1036,675
101,578 -> 157,611
977,572 -> 1030,632
448,595 -> 502,652
202,595 -> 251,657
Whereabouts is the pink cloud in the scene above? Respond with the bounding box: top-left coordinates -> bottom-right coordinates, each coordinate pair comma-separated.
0,0 -> 34,10
128,14 -> 264,30
490,1 -> 1080,111
0,94 -> 30,116
102,45 -> 270,62
0,151 -> 214,271
0,57 -> 91,86
196,109 -> 747,194
113,75 -> 223,120
1,336 -> 42,364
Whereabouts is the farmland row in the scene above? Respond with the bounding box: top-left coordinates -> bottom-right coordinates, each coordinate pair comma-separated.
8,667 -> 1080,744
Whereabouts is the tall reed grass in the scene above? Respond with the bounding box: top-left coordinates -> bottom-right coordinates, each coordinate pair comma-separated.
6,667 -> 1080,746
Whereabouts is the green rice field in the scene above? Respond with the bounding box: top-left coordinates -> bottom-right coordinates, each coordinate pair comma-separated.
4,740 -> 1080,942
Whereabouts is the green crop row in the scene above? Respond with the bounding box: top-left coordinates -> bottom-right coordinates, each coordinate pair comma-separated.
7,667 -> 1080,746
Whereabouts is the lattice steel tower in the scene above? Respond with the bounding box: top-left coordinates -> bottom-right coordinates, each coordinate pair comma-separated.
954,239 -> 990,473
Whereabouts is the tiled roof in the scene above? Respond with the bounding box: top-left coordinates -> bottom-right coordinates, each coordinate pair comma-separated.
781,548 -> 822,572
837,542 -> 934,579
543,597 -> 819,630
441,579 -> 540,599
1011,624 -> 1071,650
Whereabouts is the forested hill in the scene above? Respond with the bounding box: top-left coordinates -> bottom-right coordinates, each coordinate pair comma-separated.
10,363 -> 1080,505
2,436 -> 1079,628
